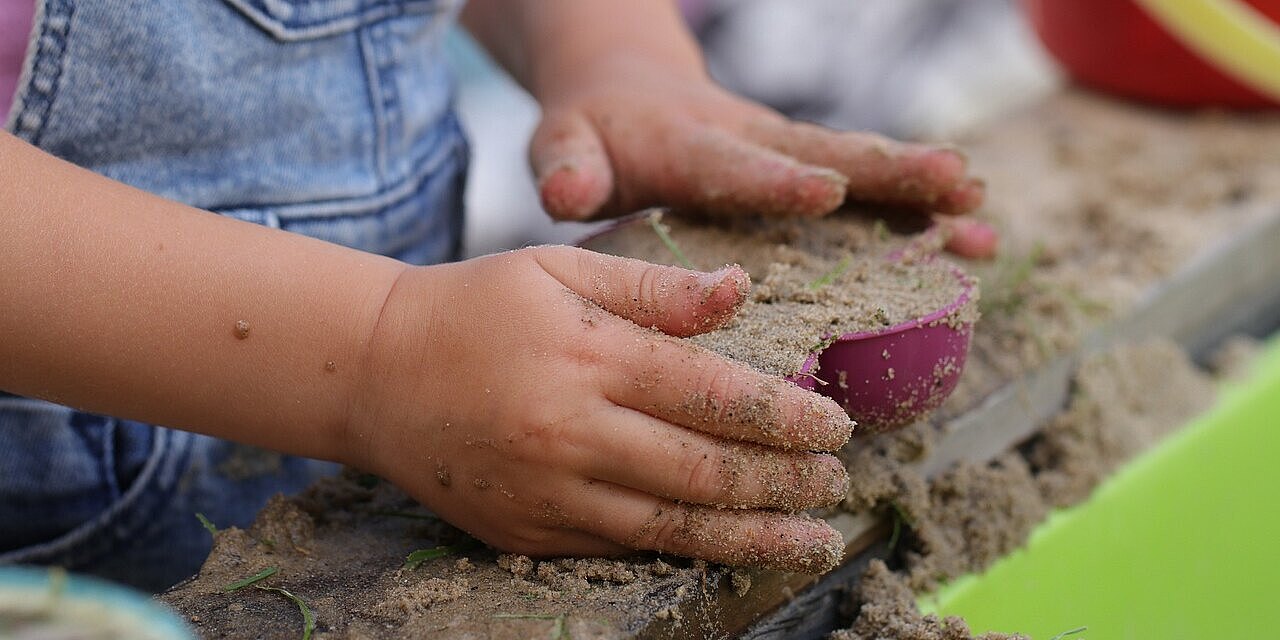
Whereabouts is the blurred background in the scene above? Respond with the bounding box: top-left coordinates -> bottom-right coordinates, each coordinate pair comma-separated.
451,0 -> 1062,257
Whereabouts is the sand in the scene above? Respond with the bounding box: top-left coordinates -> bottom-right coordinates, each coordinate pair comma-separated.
161,91 -> 1280,638
830,560 -> 1024,640
940,92 -> 1280,416
831,340 -> 1217,638
584,211 -> 975,379
161,471 -> 722,639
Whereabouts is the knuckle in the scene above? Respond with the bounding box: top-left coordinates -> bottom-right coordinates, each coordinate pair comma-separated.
676,446 -> 726,505
514,406 -> 586,461
693,365 -> 743,426
563,328 -> 610,369
634,263 -> 665,313
631,505 -> 692,554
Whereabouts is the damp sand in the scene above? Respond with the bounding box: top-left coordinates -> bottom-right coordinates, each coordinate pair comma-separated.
829,340 -> 1218,638
161,471 -> 723,639
584,212 -> 975,378
162,91 -> 1280,638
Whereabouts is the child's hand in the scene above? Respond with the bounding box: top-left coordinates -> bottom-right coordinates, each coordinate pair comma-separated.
529,56 -> 996,258
346,247 -> 854,572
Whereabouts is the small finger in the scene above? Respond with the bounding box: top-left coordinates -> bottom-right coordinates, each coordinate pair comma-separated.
666,125 -> 848,217
747,120 -> 982,214
573,481 -> 845,574
605,336 -> 855,451
582,406 -> 848,510
936,177 -> 987,216
531,110 -> 616,220
934,215 -> 999,259
534,246 -> 750,337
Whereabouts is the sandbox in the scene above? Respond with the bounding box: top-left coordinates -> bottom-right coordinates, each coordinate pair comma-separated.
159,90 -> 1280,639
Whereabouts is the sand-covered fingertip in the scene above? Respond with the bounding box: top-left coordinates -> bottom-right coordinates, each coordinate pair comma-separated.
688,264 -> 752,334
787,167 -> 849,217
789,390 -> 857,452
538,162 -> 610,221
756,515 -> 845,575
935,177 -> 988,216
698,512 -> 845,575
936,214 -> 998,259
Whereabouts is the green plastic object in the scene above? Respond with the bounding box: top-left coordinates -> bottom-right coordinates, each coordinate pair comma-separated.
921,337 -> 1280,639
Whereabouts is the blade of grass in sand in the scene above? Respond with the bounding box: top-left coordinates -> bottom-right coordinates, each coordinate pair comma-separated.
404,545 -> 458,570
195,513 -> 218,536
257,585 -> 315,640
808,255 -> 852,290
646,211 -> 694,269
222,566 -> 278,593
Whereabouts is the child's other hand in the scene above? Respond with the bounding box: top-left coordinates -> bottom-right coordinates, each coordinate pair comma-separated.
346,247 -> 854,572
530,56 -> 996,258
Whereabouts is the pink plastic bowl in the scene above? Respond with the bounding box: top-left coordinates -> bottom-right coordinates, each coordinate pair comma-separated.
787,261 -> 975,432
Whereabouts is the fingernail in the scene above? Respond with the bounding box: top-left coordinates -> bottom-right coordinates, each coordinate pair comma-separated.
937,216 -> 999,259
806,167 -> 849,187
537,159 -> 578,185
697,265 -> 749,299
933,144 -> 969,170
796,169 -> 849,216
695,265 -> 731,289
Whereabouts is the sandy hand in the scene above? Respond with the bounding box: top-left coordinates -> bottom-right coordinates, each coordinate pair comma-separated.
529,57 -> 997,258
349,247 -> 854,573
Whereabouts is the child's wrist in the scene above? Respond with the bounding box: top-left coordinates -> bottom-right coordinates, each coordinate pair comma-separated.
532,49 -> 706,108
521,2 -> 706,103
335,262 -> 438,472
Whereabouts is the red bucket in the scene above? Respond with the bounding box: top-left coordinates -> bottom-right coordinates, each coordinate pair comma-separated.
1023,0 -> 1280,108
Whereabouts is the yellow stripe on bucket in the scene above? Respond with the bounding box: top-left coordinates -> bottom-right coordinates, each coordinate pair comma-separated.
1134,0 -> 1280,102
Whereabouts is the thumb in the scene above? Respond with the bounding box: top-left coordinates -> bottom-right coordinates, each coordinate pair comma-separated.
534,246 -> 750,337
530,110 -> 616,221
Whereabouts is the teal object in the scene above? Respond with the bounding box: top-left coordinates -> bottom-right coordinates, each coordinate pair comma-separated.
0,566 -> 194,639
921,336 -> 1280,639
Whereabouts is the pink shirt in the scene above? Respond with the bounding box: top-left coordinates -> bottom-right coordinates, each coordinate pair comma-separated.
1,0 -> 35,125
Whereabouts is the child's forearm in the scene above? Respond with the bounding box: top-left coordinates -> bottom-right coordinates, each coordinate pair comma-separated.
0,132 -> 403,462
461,0 -> 705,100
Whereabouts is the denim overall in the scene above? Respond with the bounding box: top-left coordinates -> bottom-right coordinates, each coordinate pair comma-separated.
1,0 -> 468,591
